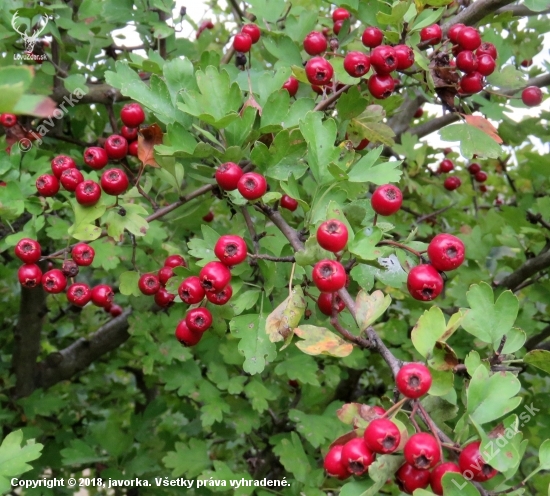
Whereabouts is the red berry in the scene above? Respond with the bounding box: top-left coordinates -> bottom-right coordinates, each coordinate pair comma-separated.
443,148 -> 452,155
476,42 -> 497,60
430,462 -> 461,495
456,50 -> 478,74
521,59 -> 532,67
154,287 -> 175,308
109,304 -> 123,317
341,438 -> 375,476
233,32 -> 252,52
215,235 -> 248,266
175,319 -> 202,346
428,234 -> 465,271
447,23 -> 465,44
186,307 -> 213,333
438,159 -> 454,173
372,406 -> 386,416
15,238 -> 41,263
303,31 -> 328,56
477,54 -> 496,76
128,140 -> 138,156
364,418 -> 401,454
91,284 -> 114,307
458,441 -> 498,482
60,168 -> 84,192
467,163 -> 481,174
443,176 -> 461,191
282,77 -> 299,97
138,273 -> 161,295
75,180 -> 101,206
104,135 -> 128,160
394,44 -> 415,70
178,276 -> 206,304
305,57 -> 333,86
475,171 -> 488,183
158,266 -> 175,286
42,269 -> 67,294
362,27 -> 384,48
522,86 -> 543,106
121,125 -> 138,141
457,27 -> 481,50
206,284 -> 233,305
71,243 -> 95,266
368,74 -> 395,99
0,113 -> 17,127
407,265 -> 444,301
199,261 -> 232,292
120,103 -> 145,128
316,219 -> 348,252
317,292 -> 345,315
370,45 -> 397,74
404,433 -> 441,470
101,168 -> 129,196
333,20 -> 348,35
343,51 -> 371,78
280,195 -> 298,211
18,264 -> 42,288
354,138 -> 370,150
237,172 -> 267,200
420,24 -> 442,44
397,362 -> 432,398
216,162 -> 244,191
371,184 -> 403,215
67,282 -> 92,306
396,463 -> 431,494
241,23 -> 261,43
323,445 -> 350,480
84,147 -> 109,170
414,108 -> 424,119
36,174 -> 59,197
460,71 -> 484,94
51,155 -> 76,178
164,254 -> 186,268
311,260 -> 347,292
332,7 -> 350,22
203,211 -> 214,222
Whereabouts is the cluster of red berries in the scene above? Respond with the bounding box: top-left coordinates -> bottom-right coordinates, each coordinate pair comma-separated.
137,254 -> 187,308
232,23 -> 261,54
15,238 -> 121,317
196,19 -> 214,39
438,158 -> 461,191
214,161 -> 268,201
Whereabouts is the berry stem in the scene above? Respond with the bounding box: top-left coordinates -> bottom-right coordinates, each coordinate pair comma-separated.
381,397 -> 407,418
377,240 -> 423,259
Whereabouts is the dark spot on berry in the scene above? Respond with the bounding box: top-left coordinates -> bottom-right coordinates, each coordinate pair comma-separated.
315,70 -> 326,81
244,179 -> 256,191
482,464 -> 494,476
415,455 -> 430,469
226,243 -> 237,256
446,246 -> 457,258
326,221 -> 339,234
349,461 -> 365,474
195,316 -> 205,326
356,64 -> 365,72
409,374 -> 420,389
386,56 -> 395,65
382,435 -> 396,450
320,263 -> 334,277
75,288 -> 84,297
108,171 -> 119,181
385,188 -> 397,200
421,287 -> 434,298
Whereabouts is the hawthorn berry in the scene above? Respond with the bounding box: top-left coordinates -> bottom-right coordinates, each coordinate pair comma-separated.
353,138 -> 370,150
84,147 -> 109,170
60,168 -> 84,192
206,284 -> 233,305
104,135 -> 128,160
42,269 -> 67,294
521,86 -> 543,107
36,174 -> 60,197
241,23 -> 261,43
51,155 -> 76,178
67,282 -> 92,306
71,243 -> 95,266
186,307 -> 213,333
371,184 -> 403,215
397,362 -> 432,398
138,273 -> 161,295
15,238 -> 41,263
175,319 -> 202,346
407,265 -> 444,301
196,20 -> 214,39
467,163 -> 481,174
303,31 -> 328,56
323,445 -> 350,480
317,292 -> 345,316
447,23 -> 465,44
216,162 -> 244,191
75,180 -> 101,206
120,103 -> 145,128
332,7 -> 350,21
91,284 -> 114,307
520,59 -> 532,67
368,74 -> 395,99
61,259 -> 79,278
312,260 -> 347,292
280,195 -> 298,211
420,24 -> 442,45
394,44 -> 415,70
199,261 -> 232,292
158,266 -> 175,286
370,45 -> 397,74
333,20 -> 348,35
215,235 -> 248,266
282,76 -> 299,97
128,140 -> 138,156
458,27 -> 482,50
439,159 -> 454,173
164,254 -> 187,268
404,433 -> 441,470
121,125 -> 138,141
458,441 -> 498,482
18,264 -> 42,288
109,304 -> 123,317
203,211 -> 214,222
305,57 -> 334,86
154,287 -> 175,308
362,27 -> 383,48
341,438 -> 375,476
237,172 -> 267,200
479,184 -> 488,193
396,463 -> 431,494
178,276 -> 206,305
316,219 -> 348,252
475,171 -> 488,183
443,176 -> 461,191
343,51 -> 370,78
0,113 -> 17,127
101,168 -> 129,196
430,462 -> 462,495
460,72 -> 484,94
477,54 -> 496,76
428,233 -> 465,271
456,51 -> 478,74
364,418 -> 401,454
233,32 -> 252,53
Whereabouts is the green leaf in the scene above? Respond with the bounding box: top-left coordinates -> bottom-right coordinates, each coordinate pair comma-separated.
376,1 -> 410,26
349,227 -> 383,261
60,439 -> 106,466
524,0 -> 549,12
441,473 -> 480,495
260,90 -> 290,131
439,123 -> 502,159
294,325 -> 354,357
289,410 -> 345,449
246,0 -> 286,22
64,74 -> 87,94
263,34 -> 303,68
272,432 -> 311,483
348,114 -> 396,146
359,455 -> 404,496
274,354 -> 320,386
0,430 -> 43,493
487,65 -> 526,90
265,286 -> 306,343
524,349 -> 550,374
348,148 -> 403,184
162,439 -> 211,477
355,290 -> 391,330
411,307 -> 464,359
69,199 -> 106,241
0,66 -> 33,113
539,439 -> 550,469
337,85 -> 368,120
119,271 -> 141,297
410,7 -> 445,31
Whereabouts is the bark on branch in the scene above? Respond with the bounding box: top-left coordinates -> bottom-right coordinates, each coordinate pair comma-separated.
497,249 -> 550,292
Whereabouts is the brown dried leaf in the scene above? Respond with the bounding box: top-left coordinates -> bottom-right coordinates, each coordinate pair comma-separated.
463,114 -> 503,144
241,95 -> 262,116
337,403 -> 362,425
137,123 -> 164,168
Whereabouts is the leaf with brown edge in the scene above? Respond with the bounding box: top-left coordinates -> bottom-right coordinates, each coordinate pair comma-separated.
337,403 -> 361,425
265,286 -> 306,344
137,123 -> 164,168
294,325 -> 353,357
463,114 -> 503,144
329,431 -> 357,449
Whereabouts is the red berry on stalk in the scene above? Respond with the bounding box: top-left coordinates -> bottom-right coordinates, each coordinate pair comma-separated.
241,23 -> 261,43
18,264 -> 42,288
404,433 -> 441,470
428,234 -> 465,271
458,441 -> 498,482
215,235 -> 248,266
456,50 -> 478,74
175,319 -> 202,346
407,265 -> 444,301
332,7 -> 350,22
91,284 -> 114,307
362,27 -> 384,48
186,307 -> 213,333
457,27 -> 481,50
430,462 -> 462,495
354,138 -> 369,150
370,45 -> 397,74
323,445 -> 350,480
121,126 -> 138,141
443,176 -> 461,191
397,362 -> 432,398
420,24 -> 442,44
468,163 -> 481,174
520,59 -> 532,68
199,261 -> 232,293
280,195 -> 298,211
216,162 -> 244,191
303,31 -> 328,56
60,168 -> 84,192
447,23 -> 465,44
477,54 -> 496,76
341,438 -> 376,476
71,243 -> 95,266
15,238 -> 41,264
84,147 -> 108,170
439,159 -> 454,173
317,292 -> 345,316
154,287 -> 175,308
0,113 -> 17,127
138,273 -> 161,296
158,266 -> 175,286
75,180 -> 101,206
109,304 -> 123,317
203,211 -> 214,222
101,168 -> 129,196
104,135 -> 128,160
521,86 -> 543,106
343,51 -> 371,78
476,42 -> 498,60
394,44 -> 415,70
42,269 -> 67,294
120,103 -> 145,128
67,282 -> 92,306
51,155 -> 76,178
333,20 -> 348,35
475,171 -> 488,183
368,74 -> 395,99
233,32 -> 252,52
316,219 -> 348,253
396,463 -> 431,494
36,174 -> 59,197
206,284 -> 233,305
460,71 -> 484,94
128,140 -> 138,156
164,254 -> 186,268
364,418 -> 401,454
312,260 -> 347,292
371,184 -> 403,216
282,77 -> 299,97
305,57 -> 334,86
237,172 -> 267,200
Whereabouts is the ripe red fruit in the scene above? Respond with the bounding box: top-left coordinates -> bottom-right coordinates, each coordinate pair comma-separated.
51,155 -> 76,178
158,266 -> 175,286
186,307 -> 213,333
317,292 -> 345,316
101,168 -> 129,196
467,163 -> 481,174
476,42 -> 497,60
404,433 -> 441,470
354,138 -> 370,150
312,260 -> 347,292
305,57 -> 333,86
164,254 -> 186,268
323,445 -> 350,480
370,45 -> 397,74
364,418 -> 401,454
343,51 -> 371,78
332,7 -> 350,21
36,174 -> 59,197
241,23 -> 261,43
18,264 -> 42,288
475,171 -> 488,183
233,32 -> 252,52
521,59 -> 532,68
371,184 -> 403,215
215,235 -> 248,266
280,195 -> 298,211
67,282 -> 92,307
15,238 -> 41,263
362,27 -> 384,48
430,462 -> 461,495
407,265 -> 444,301
457,27 -> 481,50
109,304 -> 123,317
316,219 -> 348,253
439,159 -> 454,173
456,50 -> 478,73
443,147 -> 453,155
120,103 -> 145,128
84,147 -> 109,170
459,441 -> 498,482
460,72 -> 484,94
303,31 -> 328,56
104,135 -> 128,160
237,172 -> 267,200
154,287 -> 175,308
341,438 -> 375,476
206,284 -> 233,305
42,269 -> 67,294
60,168 -> 84,192
121,125 -> 138,141
175,320 -> 202,346
394,44 -> 415,71
199,261 -> 232,293
396,463 -> 431,494
397,362 -> 432,398
443,176 -> 461,191
216,162 -> 244,191
138,273 -> 161,295
75,180 -> 101,206
447,23 -> 465,44
282,76 -> 299,97
428,234 -> 465,271
91,284 -> 114,307
128,140 -> 138,156
477,54 -> 496,76
368,74 -> 395,99
0,113 -> 17,127
197,20 -> 214,38
521,86 -> 543,106
179,276 -> 206,304
420,24 -> 442,44
71,243 -> 95,266
333,20 -> 348,35
203,211 -> 214,222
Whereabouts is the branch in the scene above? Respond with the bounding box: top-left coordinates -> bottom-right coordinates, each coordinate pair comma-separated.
497,249 -> 550,291
257,204 -> 304,251
388,91 -> 428,139
495,5 -> 550,16
441,0 -> 516,34
525,324 -> 550,351
365,326 -> 403,378
51,83 -> 127,105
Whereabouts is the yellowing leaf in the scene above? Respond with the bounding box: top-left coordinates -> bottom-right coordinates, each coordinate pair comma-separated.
294,325 -> 353,357
265,286 -> 306,343
355,290 -> 391,330
463,114 -> 503,144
